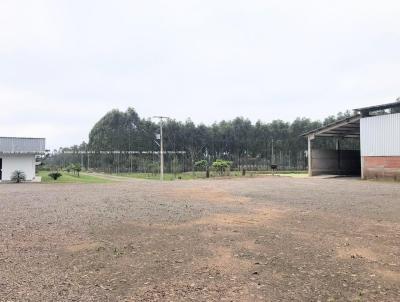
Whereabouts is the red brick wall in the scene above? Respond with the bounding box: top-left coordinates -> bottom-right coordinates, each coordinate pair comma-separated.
363,156 -> 400,181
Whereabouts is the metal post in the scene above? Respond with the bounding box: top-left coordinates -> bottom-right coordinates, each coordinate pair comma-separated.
308,135 -> 313,176
153,116 -> 169,181
160,120 -> 164,181
271,138 -> 275,164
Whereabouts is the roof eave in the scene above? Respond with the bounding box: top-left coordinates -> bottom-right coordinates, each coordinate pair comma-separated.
301,115 -> 361,137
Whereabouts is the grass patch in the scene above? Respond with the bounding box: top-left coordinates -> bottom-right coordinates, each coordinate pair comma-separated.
115,172 -> 204,181
38,171 -> 112,184
113,171 -> 308,180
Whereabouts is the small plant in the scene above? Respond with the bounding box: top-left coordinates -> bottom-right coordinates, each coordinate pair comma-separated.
11,170 -> 26,183
73,163 -> 82,177
48,172 -> 62,181
212,159 -> 233,176
194,159 -> 209,177
64,164 -> 74,173
146,162 -> 159,175
194,160 -> 208,170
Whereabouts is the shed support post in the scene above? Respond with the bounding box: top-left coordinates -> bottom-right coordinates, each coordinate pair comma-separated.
307,135 -> 314,176
336,138 -> 341,172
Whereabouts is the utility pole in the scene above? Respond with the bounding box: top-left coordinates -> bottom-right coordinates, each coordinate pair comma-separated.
153,116 -> 169,181
271,138 -> 275,164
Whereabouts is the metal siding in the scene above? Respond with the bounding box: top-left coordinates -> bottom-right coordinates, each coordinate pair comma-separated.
0,137 -> 46,153
360,113 -> 400,156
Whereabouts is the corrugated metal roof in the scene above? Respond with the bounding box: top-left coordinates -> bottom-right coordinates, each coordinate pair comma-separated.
354,101 -> 400,113
302,115 -> 361,138
360,113 -> 400,156
0,137 -> 46,154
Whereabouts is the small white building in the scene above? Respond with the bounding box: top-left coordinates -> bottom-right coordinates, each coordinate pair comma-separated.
0,137 -> 46,182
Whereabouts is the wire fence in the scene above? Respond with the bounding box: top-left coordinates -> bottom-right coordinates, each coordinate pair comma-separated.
44,150 -> 308,174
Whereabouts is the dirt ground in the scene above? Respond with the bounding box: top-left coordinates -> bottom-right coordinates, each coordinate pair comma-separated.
1,176 -> 400,301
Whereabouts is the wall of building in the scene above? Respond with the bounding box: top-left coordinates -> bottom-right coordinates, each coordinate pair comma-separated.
361,113 -> 400,156
310,149 -> 360,176
362,156 -> 400,181
361,113 -> 400,180
0,154 -> 36,181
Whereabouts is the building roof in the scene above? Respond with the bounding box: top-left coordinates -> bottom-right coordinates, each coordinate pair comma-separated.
302,115 -> 361,138
303,101 -> 400,139
0,137 -> 46,154
354,101 -> 400,117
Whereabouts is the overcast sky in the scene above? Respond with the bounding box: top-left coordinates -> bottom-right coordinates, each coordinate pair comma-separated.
1,0 -> 400,150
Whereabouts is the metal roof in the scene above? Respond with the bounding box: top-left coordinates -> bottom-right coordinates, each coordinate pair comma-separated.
302,115 -> 361,138
354,101 -> 400,116
303,101 -> 400,139
0,137 -> 46,154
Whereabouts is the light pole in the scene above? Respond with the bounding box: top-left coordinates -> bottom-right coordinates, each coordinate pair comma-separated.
153,116 -> 169,181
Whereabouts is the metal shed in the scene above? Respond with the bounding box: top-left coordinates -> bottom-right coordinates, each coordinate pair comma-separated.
303,101 -> 400,180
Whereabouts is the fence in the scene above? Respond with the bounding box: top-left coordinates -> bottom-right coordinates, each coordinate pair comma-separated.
44,149 -> 308,174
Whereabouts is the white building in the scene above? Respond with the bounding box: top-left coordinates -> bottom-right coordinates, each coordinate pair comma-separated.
0,137 -> 46,182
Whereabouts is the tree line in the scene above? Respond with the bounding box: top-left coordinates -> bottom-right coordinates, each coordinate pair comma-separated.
46,107 -> 357,173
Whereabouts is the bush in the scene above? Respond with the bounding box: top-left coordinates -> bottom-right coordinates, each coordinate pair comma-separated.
63,163 -> 82,176
212,159 -> 233,176
64,164 -> 74,173
146,162 -> 159,175
73,163 -> 82,177
11,170 -> 26,183
195,159 -> 209,178
48,172 -> 62,180
194,160 -> 208,170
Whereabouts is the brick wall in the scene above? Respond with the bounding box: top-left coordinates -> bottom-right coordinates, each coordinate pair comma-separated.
362,156 -> 400,181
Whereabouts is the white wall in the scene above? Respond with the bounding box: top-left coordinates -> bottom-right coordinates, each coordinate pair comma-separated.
360,113 -> 400,156
1,154 -> 36,181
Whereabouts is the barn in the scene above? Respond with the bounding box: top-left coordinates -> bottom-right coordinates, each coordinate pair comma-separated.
0,137 -> 46,182
303,101 -> 400,180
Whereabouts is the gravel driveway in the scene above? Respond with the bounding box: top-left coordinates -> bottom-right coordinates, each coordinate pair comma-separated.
1,177 -> 399,301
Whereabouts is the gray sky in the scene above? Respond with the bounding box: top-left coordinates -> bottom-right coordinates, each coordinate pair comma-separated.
1,0 -> 400,150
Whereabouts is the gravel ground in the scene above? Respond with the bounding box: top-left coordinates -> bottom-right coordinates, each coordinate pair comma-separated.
1,176 -> 400,301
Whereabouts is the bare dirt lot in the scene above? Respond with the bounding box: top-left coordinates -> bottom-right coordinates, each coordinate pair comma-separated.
1,177 -> 400,301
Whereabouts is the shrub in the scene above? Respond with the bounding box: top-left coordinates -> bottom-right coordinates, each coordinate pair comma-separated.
48,172 -> 62,180
73,163 -> 82,177
194,160 -> 208,170
195,159 -> 210,178
11,170 -> 26,183
64,164 -> 74,173
146,162 -> 159,175
212,159 -> 232,175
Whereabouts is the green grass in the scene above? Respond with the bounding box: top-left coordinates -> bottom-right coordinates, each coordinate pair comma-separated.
115,172 -> 205,181
38,171 -> 112,184
114,170 -> 308,180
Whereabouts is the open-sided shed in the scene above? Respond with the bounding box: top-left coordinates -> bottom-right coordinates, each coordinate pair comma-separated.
303,101 -> 400,180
